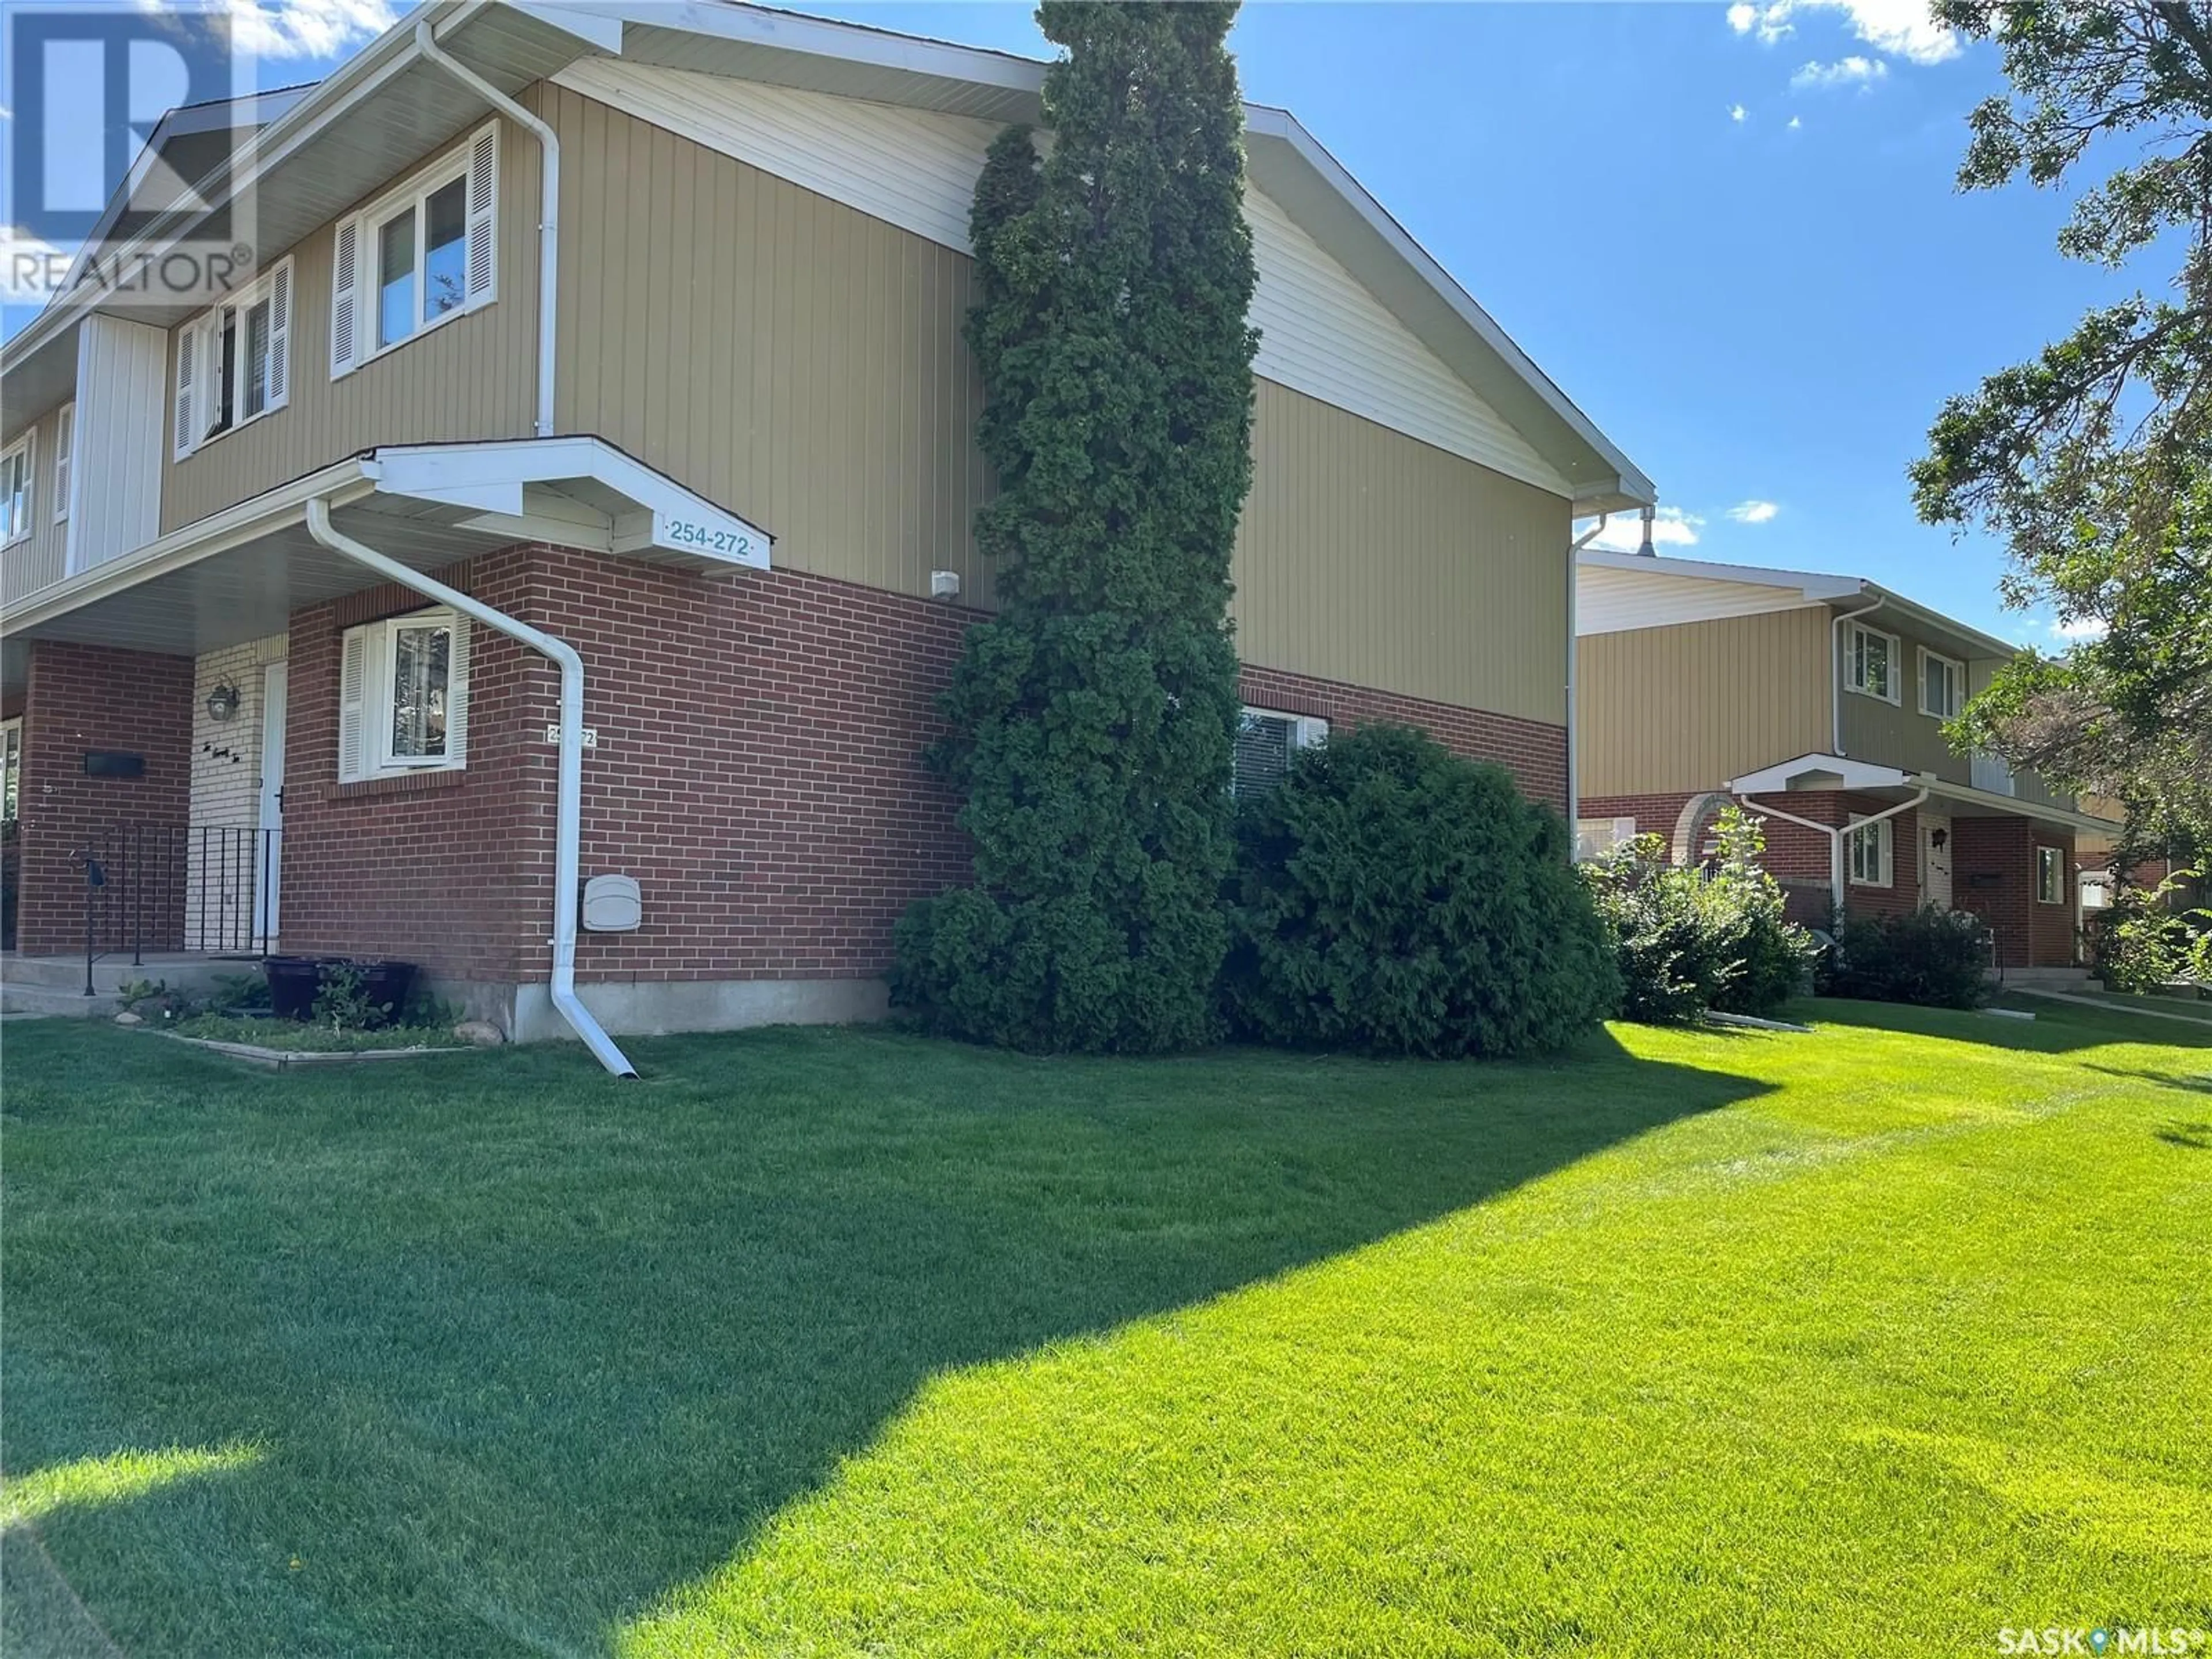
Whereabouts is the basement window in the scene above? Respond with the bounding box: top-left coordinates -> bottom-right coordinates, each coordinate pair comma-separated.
338,608 -> 472,783
1233,707 -> 1328,798
1846,816 -> 1893,888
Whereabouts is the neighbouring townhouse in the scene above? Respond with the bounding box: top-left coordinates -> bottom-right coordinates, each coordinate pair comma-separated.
1573,548 -> 2116,969
0,2 -> 1652,1046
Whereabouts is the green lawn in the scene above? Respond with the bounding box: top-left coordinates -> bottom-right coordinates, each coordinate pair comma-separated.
3,1003 -> 2207,1657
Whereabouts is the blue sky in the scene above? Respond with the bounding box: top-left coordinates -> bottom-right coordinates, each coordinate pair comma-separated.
8,1 -> 2130,645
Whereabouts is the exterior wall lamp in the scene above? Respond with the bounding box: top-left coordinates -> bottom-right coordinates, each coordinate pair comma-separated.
206,683 -> 242,722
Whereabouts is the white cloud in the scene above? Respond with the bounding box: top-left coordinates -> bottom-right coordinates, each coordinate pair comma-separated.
1727,499 -> 1780,524
1728,1 -> 1957,66
1788,115 -> 1803,130
2050,616 -> 2108,641
1586,508 -> 1704,554
133,0 -> 395,61
1730,103 -> 1748,123
1,225 -> 71,305
1791,55 -> 1888,89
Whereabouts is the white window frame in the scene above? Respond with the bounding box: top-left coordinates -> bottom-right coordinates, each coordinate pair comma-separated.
1918,646 -> 1964,720
331,120 -> 499,378
1843,622 -> 1901,704
51,402 -> 74,524
2035,844 -> 2065,906
1575,816 -> 1640,862
1233,705 -> 1328,798
1,429 -> 36,547
1,715 -> 21,824
1846,815 -> 1893,888
172,255 -> 296,461
338,608 -> 472,784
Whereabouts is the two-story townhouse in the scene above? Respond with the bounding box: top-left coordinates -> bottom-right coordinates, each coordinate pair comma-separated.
1572,548 -> 2115,969
0,1 -> 1654,1059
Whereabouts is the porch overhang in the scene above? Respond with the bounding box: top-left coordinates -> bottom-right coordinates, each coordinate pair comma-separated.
0,436 -> 771,691
1726,752 -> 2116,836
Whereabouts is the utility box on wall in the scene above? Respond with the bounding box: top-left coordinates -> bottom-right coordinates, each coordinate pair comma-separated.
581,874 -> 642,932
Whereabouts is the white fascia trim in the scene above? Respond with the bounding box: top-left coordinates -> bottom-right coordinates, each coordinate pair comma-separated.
1727,752 -> 1910,795
0,459 -> 377,641
1578,548 -> 1865,603
1241,104 -> 1653,510
1917,780 -> 2114,836
584,0 -> 1045,94
370,436 -> 774,570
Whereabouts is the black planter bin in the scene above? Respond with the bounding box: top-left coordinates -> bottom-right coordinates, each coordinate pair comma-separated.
266,956 -> 419,1024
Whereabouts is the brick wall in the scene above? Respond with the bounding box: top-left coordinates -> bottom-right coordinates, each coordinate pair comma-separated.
273,542 -> 1574,991
1952,816 -> 2077,967
14,641 -> 194,955
1240,663 -> 1567,811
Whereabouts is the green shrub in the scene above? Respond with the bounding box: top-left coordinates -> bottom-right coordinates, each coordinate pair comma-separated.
1221,724 -> 1618,1058
2089,866 -> 2209,991
1582,808 -> 1814,1024
1824,907 -> 1992,1009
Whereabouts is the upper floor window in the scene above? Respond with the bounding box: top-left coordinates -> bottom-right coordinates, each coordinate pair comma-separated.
0,431 -> 34,546
51,404 -> 73,524
173,257 -> 295,460
1843,621 -> 1899,704
338,608 -> 472,783
1233,706 -> 1328,798
1919,647 -> 1964,720
331,123 -> 498,378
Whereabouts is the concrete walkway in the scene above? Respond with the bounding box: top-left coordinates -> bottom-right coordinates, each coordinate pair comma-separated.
2006,987 -> 2212,1027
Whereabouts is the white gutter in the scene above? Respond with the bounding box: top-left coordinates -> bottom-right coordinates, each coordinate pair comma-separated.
1830,594 -> 1885,755
304,497 -> 636,1077
414,18 -> 559,439
1743,787 -> 1927,918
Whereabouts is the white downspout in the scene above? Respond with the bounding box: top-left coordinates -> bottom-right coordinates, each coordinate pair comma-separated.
415,20 -> 558,439
1564,514 -> 1609,840
305,497 -> 637,1078
1745,787 -> 1927,919
1830,595 -> 1885,756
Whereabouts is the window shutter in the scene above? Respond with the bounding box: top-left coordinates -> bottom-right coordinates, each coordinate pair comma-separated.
338,624 -> 369,782
173,323 -> 198,459
200,314 -> 226,442
51,405 -> 71,522
267,259 -> 293,409
444,618 -> 471,766
464,124 -> 498,309
331,215 -> 360,376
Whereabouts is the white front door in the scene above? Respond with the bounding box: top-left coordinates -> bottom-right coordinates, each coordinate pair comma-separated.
255,663 -> 287,942
1922,810 -> 1953,911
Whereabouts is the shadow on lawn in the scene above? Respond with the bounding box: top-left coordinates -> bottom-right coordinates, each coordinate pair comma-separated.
1806,994 -> 2212,1056
3,1020 -> 1766,1657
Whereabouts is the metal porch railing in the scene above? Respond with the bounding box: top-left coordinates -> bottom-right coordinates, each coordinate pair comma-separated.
75,824 -> 281,995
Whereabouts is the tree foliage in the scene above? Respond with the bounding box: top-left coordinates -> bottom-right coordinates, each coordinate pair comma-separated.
1223,725 -> 1619,1058
1913,2 -> 2212,851
891,2 -> 1258,1052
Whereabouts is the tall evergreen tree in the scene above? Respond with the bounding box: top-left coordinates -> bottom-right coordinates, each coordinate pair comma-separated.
892,1 -> 1259,1052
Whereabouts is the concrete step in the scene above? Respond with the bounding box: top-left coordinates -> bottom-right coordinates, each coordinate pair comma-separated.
0,955 -> 251,995
1999,967 -> 2094,988
1,983 -> 120,1018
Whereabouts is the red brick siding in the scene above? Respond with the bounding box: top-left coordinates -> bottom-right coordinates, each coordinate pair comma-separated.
270,543 -> 1572,988
13,641 -> 194,955
1238,663 -> 1567,812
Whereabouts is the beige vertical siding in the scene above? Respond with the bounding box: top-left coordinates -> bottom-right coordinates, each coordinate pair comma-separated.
1236,381 -> 1569,722
1837,618 -> 1974,785
159,116 -> 541,532
2,403 -> 72,609
1577,608 -> 1831,797
547,84 -> 995,606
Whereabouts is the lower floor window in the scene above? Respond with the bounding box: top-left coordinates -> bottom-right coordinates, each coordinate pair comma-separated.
1847,816 -> 1893,888
339,608 -> 471,783
2036,844 -> 2065,905
1233,706 -> 1328,798
1,716 -> 20,822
